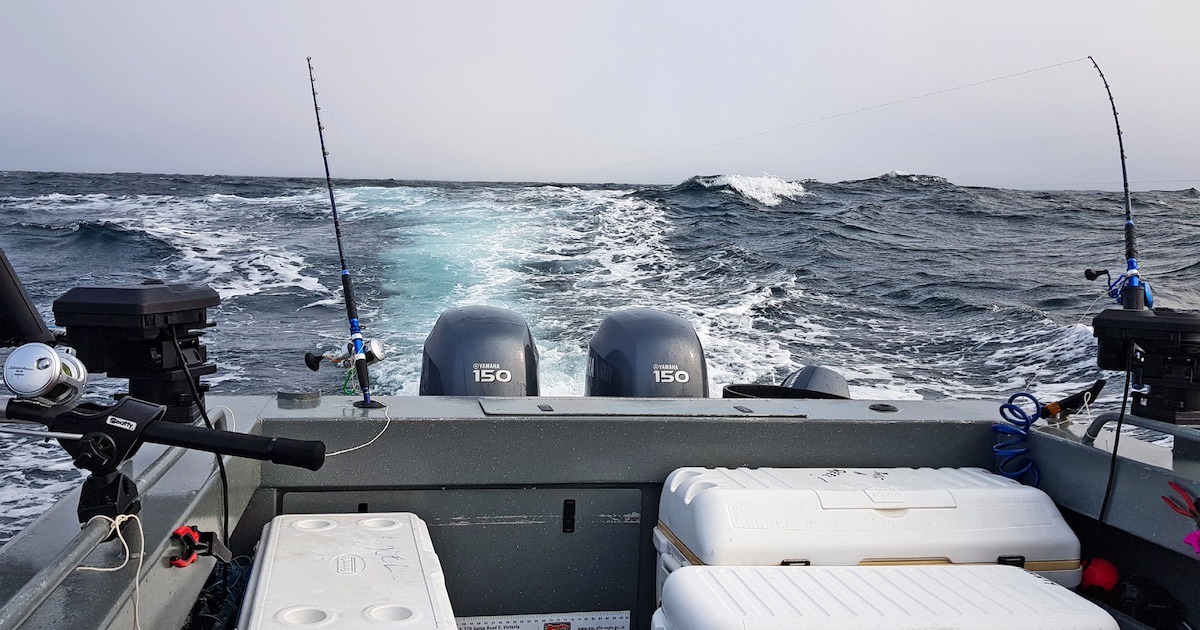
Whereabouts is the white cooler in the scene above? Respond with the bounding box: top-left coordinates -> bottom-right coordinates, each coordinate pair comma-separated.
238,512 -> 458,629
655,467 -> 1081,600
652,565 -> 1117,630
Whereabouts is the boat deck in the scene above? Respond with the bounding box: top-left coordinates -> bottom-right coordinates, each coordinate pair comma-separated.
1,394 -> 1197,628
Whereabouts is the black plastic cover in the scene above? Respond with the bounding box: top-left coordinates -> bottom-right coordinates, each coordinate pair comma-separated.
51,281 -> 220,422
53,281 -> 220,339
53,281 -> 220,372
586,308 -> 708,397
1093,307 -> 1200,423
723,365 -> 850,399
1093,308 -> 1200,368
781,365 -> 851,399
420,306 -> 539,396
0,248 -> 54,347
723,384 -> 818,398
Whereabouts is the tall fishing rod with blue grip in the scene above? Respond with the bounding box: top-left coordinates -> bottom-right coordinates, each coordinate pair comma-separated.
1089,56 -> 1151,311
306,57 -> 384,409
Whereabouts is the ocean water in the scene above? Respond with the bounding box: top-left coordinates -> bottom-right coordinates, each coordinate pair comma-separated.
2,170 -> 1199,543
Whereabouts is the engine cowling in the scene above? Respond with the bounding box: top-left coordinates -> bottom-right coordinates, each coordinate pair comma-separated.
586,308 -> 708,397
420,306 -> 539,396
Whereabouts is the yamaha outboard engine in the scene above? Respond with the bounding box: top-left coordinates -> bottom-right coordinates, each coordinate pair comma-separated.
586,308 -> 708,397
420,306 -> 539,396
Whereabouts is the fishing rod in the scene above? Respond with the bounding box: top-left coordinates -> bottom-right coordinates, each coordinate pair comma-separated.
1086,56 -> 1151,311
306,57 -> 384,409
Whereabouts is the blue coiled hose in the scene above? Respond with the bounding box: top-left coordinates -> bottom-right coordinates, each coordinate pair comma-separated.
994,392 -> 1042,485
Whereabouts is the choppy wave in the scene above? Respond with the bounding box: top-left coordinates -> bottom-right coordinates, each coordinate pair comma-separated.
676,174 -> 807,206
3,170 -> 1200,542
881,170 -> 952,185
4,170 -> 1199,400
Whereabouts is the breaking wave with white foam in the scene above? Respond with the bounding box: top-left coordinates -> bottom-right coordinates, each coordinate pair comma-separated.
691,174 -> 807,206
4,170 -> 1200,541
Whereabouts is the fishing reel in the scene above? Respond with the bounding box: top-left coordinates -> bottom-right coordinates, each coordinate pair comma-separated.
1084,267 -> 1154,310
2,342 -> 88,407
304,338 -> 385,372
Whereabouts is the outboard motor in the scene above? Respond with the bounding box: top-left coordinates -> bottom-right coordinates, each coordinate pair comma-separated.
420,306 -> 539,396
586,308 -> 708,397
722,365 -> 851,399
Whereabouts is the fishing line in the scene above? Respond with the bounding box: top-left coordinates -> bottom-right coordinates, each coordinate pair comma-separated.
1019,288 -> 1111,394
991,177 -> 1200,188
507,0 -> 551,129
579,57 -> 1090,176
311,76 -> 355,178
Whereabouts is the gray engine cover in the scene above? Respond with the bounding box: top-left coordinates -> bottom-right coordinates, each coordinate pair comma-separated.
420,306 -> 539,396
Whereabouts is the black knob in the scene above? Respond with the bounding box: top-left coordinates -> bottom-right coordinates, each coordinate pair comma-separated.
303,352 -> 323,372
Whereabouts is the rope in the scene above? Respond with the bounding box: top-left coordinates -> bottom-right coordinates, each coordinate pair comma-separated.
326,403 -> 392,457
77,514 -> 145,630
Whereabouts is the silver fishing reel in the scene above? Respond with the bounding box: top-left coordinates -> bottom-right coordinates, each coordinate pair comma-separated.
304,338 -> 385,371
2,342 -> 89,406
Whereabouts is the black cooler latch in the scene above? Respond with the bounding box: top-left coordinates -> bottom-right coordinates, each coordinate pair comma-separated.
997,555 -> 1026,568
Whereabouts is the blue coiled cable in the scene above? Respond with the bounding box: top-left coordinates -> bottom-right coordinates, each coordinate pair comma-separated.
994,392 -> 1042,485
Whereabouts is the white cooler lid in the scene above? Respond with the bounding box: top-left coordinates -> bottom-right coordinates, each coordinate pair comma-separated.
658,467 -> 1080,573
657,565 -> 1115,630
238,512 -> 457,630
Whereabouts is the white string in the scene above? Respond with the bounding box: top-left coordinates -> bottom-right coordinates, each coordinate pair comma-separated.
326,403 -> 391,457
77,514 -> 144,630
1082,391 -> 1095,422
1072,290 -> 1114,331
215,405 -> 236,430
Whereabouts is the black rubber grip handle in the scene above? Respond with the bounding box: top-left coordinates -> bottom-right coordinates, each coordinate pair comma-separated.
141,421 -> 326,471
4,398 -> 58,424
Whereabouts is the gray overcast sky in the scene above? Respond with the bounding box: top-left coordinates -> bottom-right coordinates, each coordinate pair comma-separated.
2,1 -> 1197,188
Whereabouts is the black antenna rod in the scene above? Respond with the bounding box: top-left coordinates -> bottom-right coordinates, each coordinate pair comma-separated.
306,57 -> 384,408
1089,56 -> 1147,310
